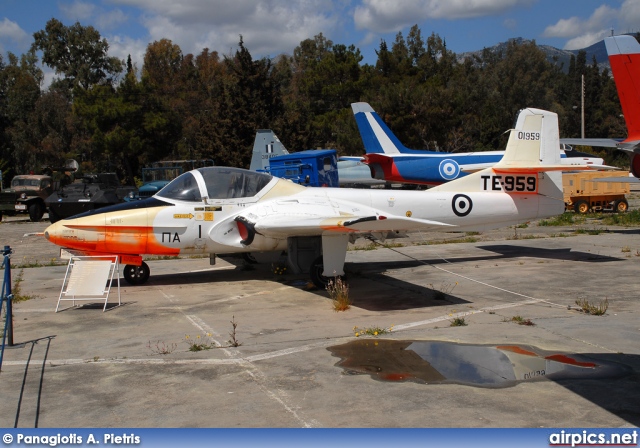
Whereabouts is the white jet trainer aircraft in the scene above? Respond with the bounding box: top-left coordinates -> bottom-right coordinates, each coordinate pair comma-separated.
44,108 -> 577,288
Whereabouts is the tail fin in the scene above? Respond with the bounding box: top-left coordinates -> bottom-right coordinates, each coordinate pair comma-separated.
351,102 -> 435,155
249,130 -> 289,172
605,35 -> 640,143
431,108 -> 567,195
495,108 -> 561,170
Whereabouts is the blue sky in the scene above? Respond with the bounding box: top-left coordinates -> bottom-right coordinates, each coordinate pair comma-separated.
1,0 -> 639,82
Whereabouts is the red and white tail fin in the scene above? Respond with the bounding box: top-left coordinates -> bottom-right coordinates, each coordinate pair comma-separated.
606,35 -> 640,144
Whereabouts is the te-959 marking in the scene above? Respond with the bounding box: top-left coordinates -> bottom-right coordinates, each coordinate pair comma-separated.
481,175 -> 537,193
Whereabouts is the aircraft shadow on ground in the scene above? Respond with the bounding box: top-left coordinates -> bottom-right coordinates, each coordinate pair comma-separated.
346,243 -> 622,275
601,228 -> 640,235
477,244 -> 623,262
136,243 -> 621,290
556,353 -> 640,427
341,273 -> 471,312
138,265 -> 274,287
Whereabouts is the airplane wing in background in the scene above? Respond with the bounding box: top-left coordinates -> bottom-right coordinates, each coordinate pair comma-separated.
560,138 -> 640,153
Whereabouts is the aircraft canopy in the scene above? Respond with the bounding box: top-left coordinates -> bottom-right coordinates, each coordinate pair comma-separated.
157,167 -> 273,201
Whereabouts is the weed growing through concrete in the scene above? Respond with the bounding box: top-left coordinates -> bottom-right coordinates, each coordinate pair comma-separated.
349,242 -> 377,251
601,209 -> 640,226
575,298 -> 609,315
184,334 -> 215,352
429,282 -> 458,300
381,242 -> 404,249
228,316 -> 242,347
621,246 -> 631,253
11,269 -> 41,302
148,340 -> 177,355
449,317 -> 467,327
538,213 -> 584,226
353,325 -> 393,337
511,315 -> 535,326
426,236 -> 479,245
574,227 -> 605,235
327,276 -> 351,311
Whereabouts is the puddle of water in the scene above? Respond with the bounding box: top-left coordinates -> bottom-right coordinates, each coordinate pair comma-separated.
328,340 -> 630,388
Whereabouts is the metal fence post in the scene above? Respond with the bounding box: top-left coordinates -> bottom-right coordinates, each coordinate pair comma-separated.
1,245 -> 14,371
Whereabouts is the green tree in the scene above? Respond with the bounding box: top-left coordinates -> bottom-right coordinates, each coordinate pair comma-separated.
0,51 -> 44,173
288,34 -> 365,153
32,18 -> 122,93
218,36 -> 283,167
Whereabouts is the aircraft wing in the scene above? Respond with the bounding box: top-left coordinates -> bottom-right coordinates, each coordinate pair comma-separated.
248,213 -> 454,238
560,138 -> 640,153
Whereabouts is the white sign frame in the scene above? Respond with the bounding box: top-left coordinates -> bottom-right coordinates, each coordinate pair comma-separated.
56,255 -> 121,312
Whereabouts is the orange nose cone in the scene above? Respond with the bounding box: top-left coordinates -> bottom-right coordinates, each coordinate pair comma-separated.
44,222 -> 72,247
44,221 -> 60,244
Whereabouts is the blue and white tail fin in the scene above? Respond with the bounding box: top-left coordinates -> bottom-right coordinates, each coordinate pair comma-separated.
351,102 -> 438,155
249,130 -> 289,172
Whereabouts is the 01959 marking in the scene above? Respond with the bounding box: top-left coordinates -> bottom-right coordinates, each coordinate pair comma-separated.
517,131 -> 540,140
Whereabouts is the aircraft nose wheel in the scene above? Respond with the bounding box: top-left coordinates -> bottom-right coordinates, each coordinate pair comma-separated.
123,261 -> 150,285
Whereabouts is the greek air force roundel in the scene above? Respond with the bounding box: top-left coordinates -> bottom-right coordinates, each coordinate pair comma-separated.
452,194 -> 473,217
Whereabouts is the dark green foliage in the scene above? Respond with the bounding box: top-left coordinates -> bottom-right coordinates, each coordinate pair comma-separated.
32,18 -> 122,93
0,21 -> 631,179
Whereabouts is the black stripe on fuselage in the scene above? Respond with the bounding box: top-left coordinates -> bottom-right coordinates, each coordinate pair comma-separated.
64,197 -> 174,220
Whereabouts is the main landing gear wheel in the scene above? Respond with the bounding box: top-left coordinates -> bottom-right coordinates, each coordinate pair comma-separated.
123,261 -> 150,285
242,253 -> 258,264
309,256 -> 346,290
310,256 -> 330,289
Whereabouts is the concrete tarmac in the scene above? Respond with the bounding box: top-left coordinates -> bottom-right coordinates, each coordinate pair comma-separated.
1,216 -> 640,428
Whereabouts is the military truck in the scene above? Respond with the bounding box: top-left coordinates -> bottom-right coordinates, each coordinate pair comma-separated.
0,174 -> 54,222
46,173 -> 137,223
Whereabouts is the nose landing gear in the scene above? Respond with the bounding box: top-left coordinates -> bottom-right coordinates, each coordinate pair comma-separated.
123,261 -> 150,285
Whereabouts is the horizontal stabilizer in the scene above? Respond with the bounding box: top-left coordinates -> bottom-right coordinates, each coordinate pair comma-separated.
492,166 -> 591,174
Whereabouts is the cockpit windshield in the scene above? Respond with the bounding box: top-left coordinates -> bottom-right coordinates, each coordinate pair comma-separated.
157,172 -> 200,201
199,167 -> 272,199
157,167 -> 273,201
